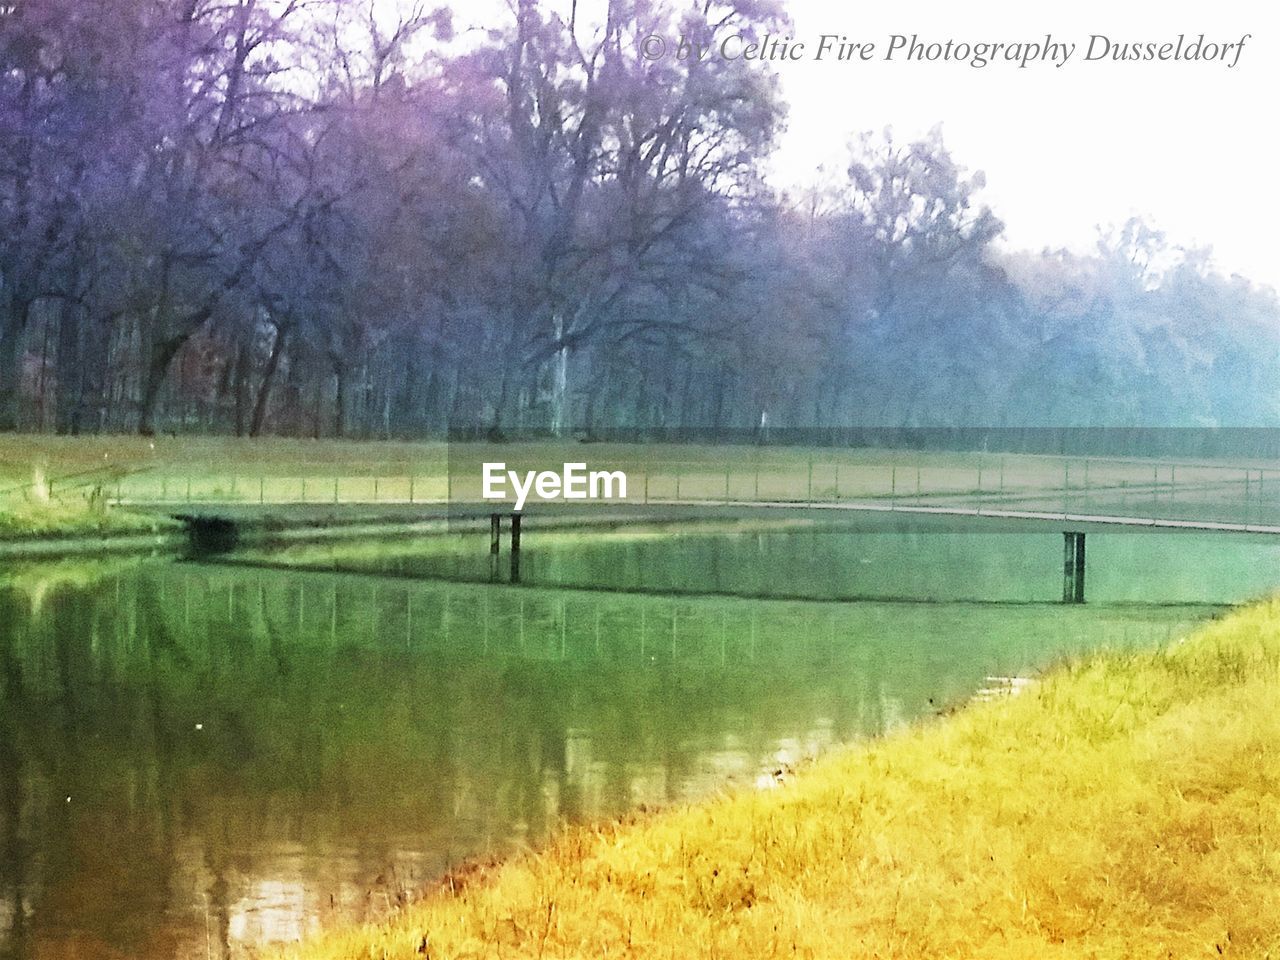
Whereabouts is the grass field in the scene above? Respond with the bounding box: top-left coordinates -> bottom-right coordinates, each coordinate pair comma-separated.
272,598 -> 1280,960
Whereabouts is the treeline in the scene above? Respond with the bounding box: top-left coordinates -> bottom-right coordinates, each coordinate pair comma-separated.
1,0 -> 1276,439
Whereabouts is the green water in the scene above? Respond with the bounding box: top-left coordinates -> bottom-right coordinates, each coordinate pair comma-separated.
242,523 -> 1280,605
0,525 -> 1272,959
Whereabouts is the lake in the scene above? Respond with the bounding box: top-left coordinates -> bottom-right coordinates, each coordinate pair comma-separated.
1,521 -> 1276,959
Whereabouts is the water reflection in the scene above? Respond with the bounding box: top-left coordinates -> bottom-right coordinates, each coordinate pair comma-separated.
0,554 -> 1223,959
239,525 -> 1280,605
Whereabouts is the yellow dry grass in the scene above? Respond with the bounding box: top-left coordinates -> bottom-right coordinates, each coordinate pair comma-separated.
276,599 -> 1280,960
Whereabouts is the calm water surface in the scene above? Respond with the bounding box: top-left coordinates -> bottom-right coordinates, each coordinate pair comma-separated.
1,524 -> 1275,959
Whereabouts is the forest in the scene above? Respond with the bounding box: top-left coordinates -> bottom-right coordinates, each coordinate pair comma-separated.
0,0 -> 1277,440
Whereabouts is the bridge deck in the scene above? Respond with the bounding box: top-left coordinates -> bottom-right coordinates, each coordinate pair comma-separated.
156,497 -> 1280,537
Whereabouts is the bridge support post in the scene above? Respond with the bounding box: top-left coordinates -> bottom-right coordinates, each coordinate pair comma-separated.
1063,531 -> 1086,603
510,513 -> 522,583
489,513 -> 502,581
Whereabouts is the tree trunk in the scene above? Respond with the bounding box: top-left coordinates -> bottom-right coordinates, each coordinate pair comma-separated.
249,326 -> 286,438
0,300 -> 32,431
332,362 -> 346,438
138,337 -> 185,436
550,312 -> 569,437
489,346 -> 516,440
54,300 -> 85,435
232,340 -> 251,436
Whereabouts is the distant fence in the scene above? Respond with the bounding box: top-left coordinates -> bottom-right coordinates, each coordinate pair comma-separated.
448,426 -> 1280,462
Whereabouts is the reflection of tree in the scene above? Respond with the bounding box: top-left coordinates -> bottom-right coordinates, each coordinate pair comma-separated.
204,862 -> 230,960
0,590 -> 31,959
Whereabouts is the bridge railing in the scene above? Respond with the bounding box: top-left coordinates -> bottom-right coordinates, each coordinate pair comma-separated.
81,452 -> 1280,530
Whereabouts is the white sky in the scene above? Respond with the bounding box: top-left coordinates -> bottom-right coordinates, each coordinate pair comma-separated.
771,0 -> 1275,287
432,0 -> 1275,287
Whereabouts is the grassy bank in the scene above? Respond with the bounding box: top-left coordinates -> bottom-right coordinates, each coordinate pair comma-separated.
0,499 -> 179,539
277,600 -> 1280,960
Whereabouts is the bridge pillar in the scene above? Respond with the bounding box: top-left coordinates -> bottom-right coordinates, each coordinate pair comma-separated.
489,513 -> 502,581
1063,531 -> 1086,603
510,512 -> 522,583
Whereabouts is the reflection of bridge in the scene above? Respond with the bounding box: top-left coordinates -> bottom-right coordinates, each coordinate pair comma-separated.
473,499 -> 1279,605
127,451 -> 1279,606
173,492 -> 1280,610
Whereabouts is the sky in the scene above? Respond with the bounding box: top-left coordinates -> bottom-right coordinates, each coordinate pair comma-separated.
431,0 -> 1275,287
769,0 -> 1275,287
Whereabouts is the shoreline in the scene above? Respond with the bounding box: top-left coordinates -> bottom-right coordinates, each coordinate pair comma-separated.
0,503 -> 184,557
272,598 -> 1280,960
0,506 -> 827,560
